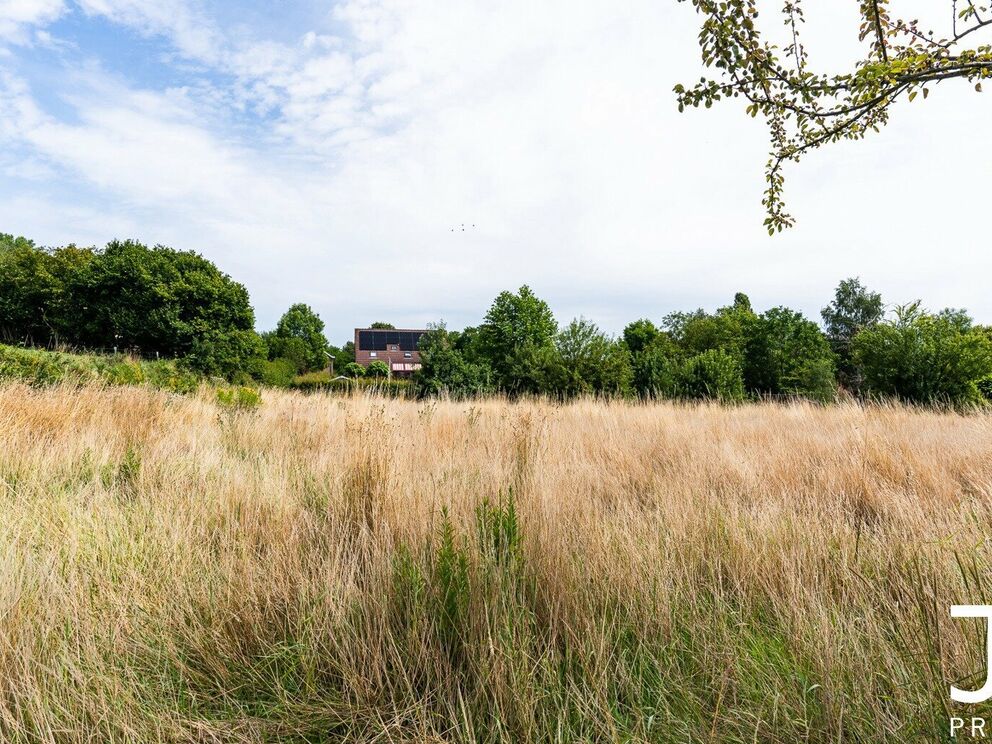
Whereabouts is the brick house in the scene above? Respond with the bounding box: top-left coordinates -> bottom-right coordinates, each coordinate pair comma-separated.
354,328 -> 428,376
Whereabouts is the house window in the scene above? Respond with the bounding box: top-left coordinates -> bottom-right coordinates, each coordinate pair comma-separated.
370,351 -> 377,358
389,344 -> 399,352
404,352 -> 412,358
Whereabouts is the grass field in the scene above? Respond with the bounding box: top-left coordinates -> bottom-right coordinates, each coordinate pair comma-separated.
2,383 -> 992,742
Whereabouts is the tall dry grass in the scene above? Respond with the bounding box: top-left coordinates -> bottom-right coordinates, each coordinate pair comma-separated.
1,383 -> 992,742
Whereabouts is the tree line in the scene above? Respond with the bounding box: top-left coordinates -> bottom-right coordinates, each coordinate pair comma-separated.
416,282 -> 992,405
3,232 -> 992,405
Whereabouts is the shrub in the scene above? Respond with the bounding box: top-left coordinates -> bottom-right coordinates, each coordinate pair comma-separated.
99,358 -> 146,386
184,328 -> 266,380
0,344 -> 95,386
258,357 -> 297,388
366,360 -> 390,378
343,362 -> 366,378
632,335 -> 679,398
144,362 -> 200,394
851,303 -> 992,405
216,386 -> 262,409
676,349 -> 745,402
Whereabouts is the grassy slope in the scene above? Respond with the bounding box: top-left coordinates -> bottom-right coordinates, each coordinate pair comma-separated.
0,343 -> 200,392
1,384 -> 991,742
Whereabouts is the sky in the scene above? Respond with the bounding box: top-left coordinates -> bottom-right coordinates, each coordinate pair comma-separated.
1,0 -> 989,343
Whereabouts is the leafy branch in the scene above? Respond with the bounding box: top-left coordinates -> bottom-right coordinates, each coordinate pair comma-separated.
675,0 -> 992,233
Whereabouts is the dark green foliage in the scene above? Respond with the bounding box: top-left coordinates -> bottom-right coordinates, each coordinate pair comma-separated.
852,303 -> 992,405
676,349 -> 745,402
548,318 -> 632,397
261,333 -> 311,374
366,360 -> 390,378
257,358 -> 297,388
272,303 -> 329,372
653,296 -> 835,402
415,324 -> 491,398
744,307 -> 837,401
622,318 -> 659,356
478,286 -> 557,392
978,374 -> 992,401
822,278 -> 884,391
369,321 -> 395,329
631,335 -> 680,398
185,328 -> 266,380
0,236 -> 262,379
343,362 -> 366,378
329,341 -> 355,371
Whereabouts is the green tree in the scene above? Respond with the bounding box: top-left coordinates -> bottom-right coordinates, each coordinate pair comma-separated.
262,332 -> 311,373
415,324 -> 491,398
675,0 -> 992,232
744,307 -> 837,401
0,238 -> 59,343
478,286 -> 557,392
665,296 -> 756,360
185,328 -> 266,381
274,304 -> 329,372
851,303 -> 992,405
822,277 -> 884,391
0,235 -> 264,378
552,318 -> 632,397
632,334 -> 680,398
328,341 -> 355,373
622,318 -> 660,357
370,321 -> 395,329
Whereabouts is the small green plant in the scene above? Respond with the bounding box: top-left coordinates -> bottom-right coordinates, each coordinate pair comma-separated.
100,359 -> 145,386
216,386 -> 262,409
343,362 -> 366,378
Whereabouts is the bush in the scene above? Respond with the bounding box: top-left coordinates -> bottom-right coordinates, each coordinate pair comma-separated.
632,336 -> 679,398
184,328 -> 266,379
366,360 -> 390,378
144,362 -> 200,394
216,386 -> 262,409
0,345 -> 95,386
99,358 -> 146,386
851,303 -> 992,405
0,344 -> 202,393
676,349 -> 745,402
343,362 -> 366,378
258,357 -> 297,388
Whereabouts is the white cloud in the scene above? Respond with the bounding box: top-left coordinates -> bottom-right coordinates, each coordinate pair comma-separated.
0,0 -> 64,43
2,0 -> 992,341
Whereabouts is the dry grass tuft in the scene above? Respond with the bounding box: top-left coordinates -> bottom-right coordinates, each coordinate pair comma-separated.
2,383 -> 992,742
